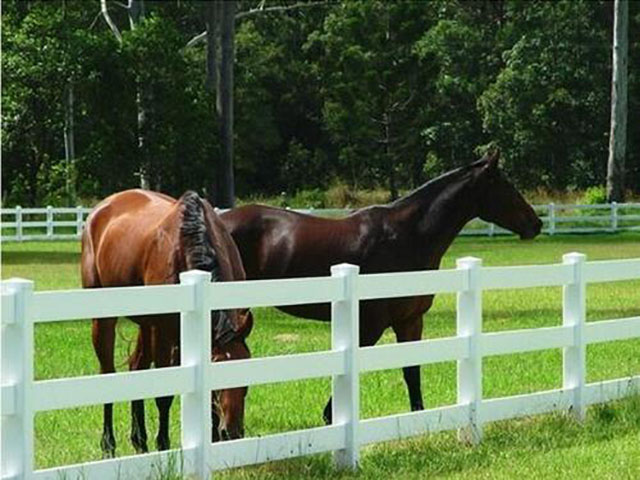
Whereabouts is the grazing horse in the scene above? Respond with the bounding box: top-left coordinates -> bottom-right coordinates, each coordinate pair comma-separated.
81,189 -> 253,457
221,151 -> 542,423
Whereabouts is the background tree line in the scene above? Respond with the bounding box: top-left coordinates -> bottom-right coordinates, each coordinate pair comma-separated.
2,0 -> 638,207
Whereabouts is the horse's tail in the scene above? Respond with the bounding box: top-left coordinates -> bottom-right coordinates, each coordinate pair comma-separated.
179,191 -> 221,281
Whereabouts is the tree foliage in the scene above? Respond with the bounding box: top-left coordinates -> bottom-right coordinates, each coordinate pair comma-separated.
2,0 -> 638,206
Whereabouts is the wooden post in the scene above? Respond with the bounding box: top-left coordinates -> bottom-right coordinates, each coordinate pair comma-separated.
549,203 -> 556,236
180,270 -> 212,479
46,206 -> 54,238
456,257 -> 483,444
563,253 -> 587,422
331,263 -> 360,469
1,278 -> 35,479
15,206 -> 23,241
76,206 -> 84,238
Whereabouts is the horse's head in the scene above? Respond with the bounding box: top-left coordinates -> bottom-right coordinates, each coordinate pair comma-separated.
211,308 -> 253,442
476,150 -> 542,239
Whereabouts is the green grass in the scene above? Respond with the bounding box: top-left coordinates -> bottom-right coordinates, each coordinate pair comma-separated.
1,233 -> 640,479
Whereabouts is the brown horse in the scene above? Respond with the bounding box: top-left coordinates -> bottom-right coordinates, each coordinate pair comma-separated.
221,151 -> 542,423
81,189 -> 253,458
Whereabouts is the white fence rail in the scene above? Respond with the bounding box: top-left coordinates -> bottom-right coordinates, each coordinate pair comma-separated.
2,203 -> 640,241
1,255 -> 640,479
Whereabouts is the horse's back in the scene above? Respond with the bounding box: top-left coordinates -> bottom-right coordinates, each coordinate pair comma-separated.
221,204 -> 379,280
82,190 -> 179,287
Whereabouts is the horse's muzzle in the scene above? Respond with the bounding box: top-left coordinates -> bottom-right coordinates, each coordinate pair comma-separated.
520,217 -> 543,240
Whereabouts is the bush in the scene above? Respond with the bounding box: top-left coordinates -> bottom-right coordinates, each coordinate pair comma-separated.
289,189 -> 326,209
582,186 -> 607,205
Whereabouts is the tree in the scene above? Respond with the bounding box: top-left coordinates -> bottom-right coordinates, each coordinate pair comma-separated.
218,1 -> 237,207
606,0 -> 628,201
188,1 -> 330,206
479,0 -> 611,189
2,2 -> 94,205
99,0 -> 152,189
311,0 -> 434,193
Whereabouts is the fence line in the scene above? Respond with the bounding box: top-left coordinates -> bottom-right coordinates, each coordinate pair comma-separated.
1,254 -> 639,479
2,203 -> 640,241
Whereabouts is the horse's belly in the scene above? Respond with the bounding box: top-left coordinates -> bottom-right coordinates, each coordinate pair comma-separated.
387,295 -> 434,323
278,303 -> 331,322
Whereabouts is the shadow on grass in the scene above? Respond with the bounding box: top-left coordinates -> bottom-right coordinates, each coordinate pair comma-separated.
1,250 -> 80,265
215,395 -> 640,479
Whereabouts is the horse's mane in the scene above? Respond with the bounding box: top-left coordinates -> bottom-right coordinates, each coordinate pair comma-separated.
180,191 -> 221,280
389,158 -> 486,209
180,190 -> 241,344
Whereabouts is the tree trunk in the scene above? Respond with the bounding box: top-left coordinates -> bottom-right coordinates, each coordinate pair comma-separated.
606,0 -> 628,202
204,1 -> 221,205
63,82 -> 76,206
128,0 -> 152,190
216,0 -> 236,208
384,112 -> 398,200
205,2 -> 220,96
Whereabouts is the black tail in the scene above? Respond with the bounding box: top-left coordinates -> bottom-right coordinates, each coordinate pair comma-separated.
180,191 -> 221,281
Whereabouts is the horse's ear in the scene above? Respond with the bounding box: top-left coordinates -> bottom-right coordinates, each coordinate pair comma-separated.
237,308 -> 253,338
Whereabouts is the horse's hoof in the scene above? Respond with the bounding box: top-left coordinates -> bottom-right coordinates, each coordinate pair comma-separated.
101,449 -> 116,460
100,438 -> 116,459
131,438 -> 149,454
156,438 -> 170,451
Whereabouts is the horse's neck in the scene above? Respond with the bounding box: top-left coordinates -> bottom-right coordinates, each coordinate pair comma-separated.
390,173 -> 480,268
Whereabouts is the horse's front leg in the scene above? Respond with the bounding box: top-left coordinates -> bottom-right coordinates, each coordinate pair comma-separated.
392,315 -> 424,411
91,317 -> 118,458
129,325 -> 152,453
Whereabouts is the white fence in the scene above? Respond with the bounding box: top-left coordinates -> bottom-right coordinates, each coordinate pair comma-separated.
1,254 -> 640,479
2,203 -> 640,241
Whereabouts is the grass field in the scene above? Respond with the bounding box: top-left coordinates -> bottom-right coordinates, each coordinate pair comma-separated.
2,233 -> 640,479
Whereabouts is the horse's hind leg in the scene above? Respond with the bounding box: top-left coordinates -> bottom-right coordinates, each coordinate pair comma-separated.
91,317 -> 118,458
129,325 -> 152,454
152,321 -> 178,451
323,317 -> 387,424
393,315 -> 425,411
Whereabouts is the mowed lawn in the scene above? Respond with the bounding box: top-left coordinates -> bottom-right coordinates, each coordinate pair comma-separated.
1,233 -> 640,479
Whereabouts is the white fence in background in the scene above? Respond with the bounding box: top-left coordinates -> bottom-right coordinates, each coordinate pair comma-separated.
1,203 -> 640,241
1,254 -> 639,479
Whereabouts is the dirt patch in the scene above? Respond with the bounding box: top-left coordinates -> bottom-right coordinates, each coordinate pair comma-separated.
274,333 -> 300,343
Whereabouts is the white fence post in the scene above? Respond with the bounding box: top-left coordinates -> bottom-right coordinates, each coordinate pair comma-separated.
331,263 -> 360,470
46,205 -> 53,238
456,257 -> 483,444
611,202 -> 618,232
548,203 -> 556,235
180,270 -> 212,479
1,278 -> 35,479
16,206 -> 23,241
562,252 -> 586,422
76,206 -> 84,238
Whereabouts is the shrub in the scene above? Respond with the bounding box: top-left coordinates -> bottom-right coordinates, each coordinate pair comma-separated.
582,186 -> 607,205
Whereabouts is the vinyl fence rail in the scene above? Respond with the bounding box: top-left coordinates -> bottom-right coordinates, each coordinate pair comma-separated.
1,203 -> 640,241
1,254 -> 640,479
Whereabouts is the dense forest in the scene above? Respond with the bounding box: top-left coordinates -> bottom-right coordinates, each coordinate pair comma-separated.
2,0 -> 639,207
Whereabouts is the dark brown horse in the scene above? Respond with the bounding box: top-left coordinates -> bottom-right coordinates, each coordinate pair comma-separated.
81,189 -> 253,457
221,151 -> 542,422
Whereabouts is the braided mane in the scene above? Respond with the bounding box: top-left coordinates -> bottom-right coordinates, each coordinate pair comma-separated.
180,191 -> 220,281
179,191 -> 238,345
